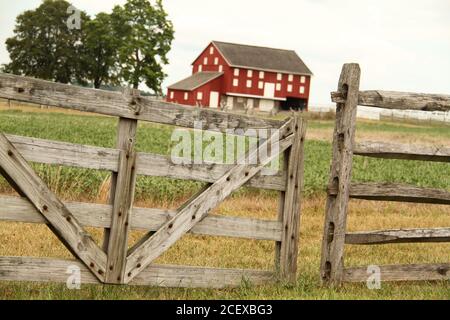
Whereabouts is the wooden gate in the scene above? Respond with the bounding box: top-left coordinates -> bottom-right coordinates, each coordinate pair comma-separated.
320,63 -> 450,285
0,73 -> 306,288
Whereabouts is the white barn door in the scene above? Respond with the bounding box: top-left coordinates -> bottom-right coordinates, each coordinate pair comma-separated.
209,91 -> 219,109
264,83 -> 275,98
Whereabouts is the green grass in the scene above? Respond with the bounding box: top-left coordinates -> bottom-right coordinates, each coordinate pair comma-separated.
0,109 -> 448,201
1,279 -> 448,300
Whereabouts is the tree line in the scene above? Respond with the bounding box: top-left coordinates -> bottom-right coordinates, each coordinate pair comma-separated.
2,0 -> 174,93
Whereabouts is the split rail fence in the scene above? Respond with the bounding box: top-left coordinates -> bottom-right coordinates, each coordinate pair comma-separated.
320,63 -> 450,285
0,73 -> 306,288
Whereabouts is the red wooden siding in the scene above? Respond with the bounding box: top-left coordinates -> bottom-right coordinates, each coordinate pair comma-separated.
168,42 -> 312,109
167,74 -> 223,107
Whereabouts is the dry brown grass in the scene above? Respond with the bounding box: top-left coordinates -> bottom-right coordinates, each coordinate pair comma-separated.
307,127 -> 450,146
1,195 -> 448,273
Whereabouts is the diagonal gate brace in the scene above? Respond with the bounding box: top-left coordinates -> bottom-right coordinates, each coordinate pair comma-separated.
124,117 -> 303,283
0,133 -> 107,282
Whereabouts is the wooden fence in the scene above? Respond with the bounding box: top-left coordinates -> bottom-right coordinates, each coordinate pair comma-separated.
320,63 -> 450,285
0,73 -> 306,288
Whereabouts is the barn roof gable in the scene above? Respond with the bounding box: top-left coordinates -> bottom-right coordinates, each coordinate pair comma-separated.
167,72 -> 224,91
193,41 -> 313,76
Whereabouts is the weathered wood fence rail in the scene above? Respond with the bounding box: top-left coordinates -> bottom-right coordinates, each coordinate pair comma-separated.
0,73 -> 306,288
321,63 -> 450,285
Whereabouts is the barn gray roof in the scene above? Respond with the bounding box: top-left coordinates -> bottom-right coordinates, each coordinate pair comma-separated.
168,72 -> 223,91
212,41 -> 313,75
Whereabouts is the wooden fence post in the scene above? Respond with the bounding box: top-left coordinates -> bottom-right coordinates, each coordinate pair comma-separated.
320,63 -> 361,285
275,115 -> 306,283
103,89 -> 139,284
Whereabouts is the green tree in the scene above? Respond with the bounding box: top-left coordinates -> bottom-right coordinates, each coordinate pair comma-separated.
4,0 -> 90,84
82,13 -> 120,88
112,0 -> 174,92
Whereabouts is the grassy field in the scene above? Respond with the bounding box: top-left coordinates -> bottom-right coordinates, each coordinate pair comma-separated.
0,104 -> 448,300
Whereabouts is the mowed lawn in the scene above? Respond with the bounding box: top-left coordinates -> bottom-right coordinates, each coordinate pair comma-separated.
0,104 -> 448,300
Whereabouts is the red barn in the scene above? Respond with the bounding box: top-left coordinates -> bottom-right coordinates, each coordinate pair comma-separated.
167,41 -> 313,112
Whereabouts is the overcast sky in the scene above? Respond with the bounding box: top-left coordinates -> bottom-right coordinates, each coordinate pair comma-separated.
1,0 -> 449,105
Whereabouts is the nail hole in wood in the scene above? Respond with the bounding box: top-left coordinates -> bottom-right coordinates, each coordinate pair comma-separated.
16,87 -> 25,93
341,84 -> 349,100
327,222 -> 335,244
98,270 -> 104,275
109,266 -> 114,271
7,150 -> 13,156
168,223 -> 173,229
192,215 -> 196,220
90,263 -> 95,268
128,272 -> 132,277
137,264 -> 142,268
66,216 -> 71,222
43,205 -> 48,211
323,262 -> 332,280
437,267 -> 448,276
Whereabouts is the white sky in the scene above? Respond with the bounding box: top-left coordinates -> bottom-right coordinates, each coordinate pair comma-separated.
1,0 -> 449,105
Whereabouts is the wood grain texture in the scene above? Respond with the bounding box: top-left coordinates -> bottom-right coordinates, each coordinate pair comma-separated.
0,73 -> 283,133
343,263 -> 450,282
0,134 -> 107,281
354,141 -> 450,163
0,256 -> 275,289
320,63 -> 361,285
137,152 -> 287,191
0,195 -> 283,241
5,134 -> 285,191
278,116 -> 307,283
105,117 -> 138,284
124,119 -> 296,283
6,134 -> 119,171
346,228 -> 450,245
332,90 -> 450,112
328,183 -> 450,205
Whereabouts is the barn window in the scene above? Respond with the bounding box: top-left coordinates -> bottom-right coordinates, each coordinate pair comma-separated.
276,83 -> 281,91
214,57 -> 219,65
301,76 -> 306,84
170,91 -> 174,99
288,74 -> 294,82
198,65 -> 203,72
258,81 -> 264,89
287,84 -> 293,92
247,70 -> 253,77
219,65 -> 223,72
233,79 -> 239,87
246,80 -> 252,88
204,57 -> 208,65
259,71 -> 265,79
277,73 -> 282,81
234,68 -> 240,76
197,92 -> 203,100
184,92 -> 189,100
210,46 -> 214,54
299,86 -> 305,94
